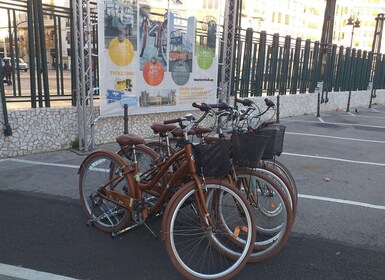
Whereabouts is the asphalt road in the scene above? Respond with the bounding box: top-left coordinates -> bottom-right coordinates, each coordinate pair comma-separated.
1,104 -> 385,279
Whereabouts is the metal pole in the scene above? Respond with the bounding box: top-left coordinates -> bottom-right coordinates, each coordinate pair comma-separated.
27,0 -> 37,108
369,13 -> 384,108
220,0 -> 239,105
276,95 -> 280,124
33,0 -> 43,107
36,0 -> 51,107
0,59 -> 12,136
123,104 -> 129,134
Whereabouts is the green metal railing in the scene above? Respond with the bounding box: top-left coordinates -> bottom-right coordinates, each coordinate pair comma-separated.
1,1 -> 385,137
233,27 -> 385,99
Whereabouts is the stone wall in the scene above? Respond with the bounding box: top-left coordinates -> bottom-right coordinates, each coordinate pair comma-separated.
1,89 -> 384,158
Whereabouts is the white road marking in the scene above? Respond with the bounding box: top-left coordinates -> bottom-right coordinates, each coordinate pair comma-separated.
370,108 -> 380,112
299,194 -> 385,210
0,263 -> 78,280
283,152 -> 385,167
317,117 -> 324,123
1,158 -> 79,169
285,132 -> 385,144
285,120 -> 385,129
347,112 -> 356,116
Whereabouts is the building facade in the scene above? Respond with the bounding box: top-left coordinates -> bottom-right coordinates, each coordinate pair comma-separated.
242,0 -> 385,52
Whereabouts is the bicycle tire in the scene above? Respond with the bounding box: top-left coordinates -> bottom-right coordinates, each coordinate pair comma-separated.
118,144 -> 160,175
234,168 -> 294,263
145,141 -> 177,160
253,165 -> 297,217
140,19 -> 148,57
162,179 -> 256,280
262,159 -> 298,207
117,144 -> 166,205
159,19 -> 168,65
79,150 -> 135,233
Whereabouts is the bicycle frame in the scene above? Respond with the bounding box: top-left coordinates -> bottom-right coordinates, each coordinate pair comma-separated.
100,137 -> 215,229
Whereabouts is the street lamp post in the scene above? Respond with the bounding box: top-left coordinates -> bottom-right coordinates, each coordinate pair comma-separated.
347,16 -> 360,48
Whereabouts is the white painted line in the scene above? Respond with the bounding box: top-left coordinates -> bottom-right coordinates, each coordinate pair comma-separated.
370,108 -> 380,112
317,117 -> 324,123
344,114 -> 385,119
2,158 -> 110,173
287,120 -> 385,129
3,158 -> 79,169
0,263 -> 78,280
347,112 -> 356,116
286,132 -> 385,144
282,152 -> 385,167
299,194 -> 385,210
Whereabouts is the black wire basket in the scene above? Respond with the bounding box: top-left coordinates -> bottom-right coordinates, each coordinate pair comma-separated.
193,140 -> 231,178
231,131 -> 270,168
257,124 -> 286,159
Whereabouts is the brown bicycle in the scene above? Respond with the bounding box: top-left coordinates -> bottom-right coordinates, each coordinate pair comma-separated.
78,112 -> 256,279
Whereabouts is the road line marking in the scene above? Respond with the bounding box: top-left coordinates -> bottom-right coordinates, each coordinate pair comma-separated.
2,158 -> 79,169
317,117 -> 324,123
285,120 -> 385,129
286,132 -> 385,144
345,114 -> 385,119
2,158 -> 108,173
347,112 -> 356,116
0,263 -> 78,280
370,108 -> 380,112
299,194 -> 385,210
282,152 -> 385,167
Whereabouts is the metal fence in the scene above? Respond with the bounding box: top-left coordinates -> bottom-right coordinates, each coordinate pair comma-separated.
233,28 -> 385,100
1,1 -> 385,119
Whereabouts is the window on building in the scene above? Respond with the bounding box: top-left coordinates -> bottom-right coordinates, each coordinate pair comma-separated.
272,12 -> 275,22
278,12 -> 281,23
285,15 -> 289,25
202,0 -> 218,9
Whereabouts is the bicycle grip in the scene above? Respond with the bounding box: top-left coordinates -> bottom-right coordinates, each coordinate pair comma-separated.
164,118 -> 182,124
192,102 -> 211,111
207,102 -> 230,110
264,98 -> 275,108
235,98 -> 253,106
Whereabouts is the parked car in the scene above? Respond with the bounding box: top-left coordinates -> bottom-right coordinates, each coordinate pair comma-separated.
2,57 -> 29,72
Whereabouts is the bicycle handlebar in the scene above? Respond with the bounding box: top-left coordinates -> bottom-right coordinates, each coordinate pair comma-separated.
164,118 -> 183,125
235,97 -> 275,109
235,98 -> 254,107
264,98 -> 275,108
192,102 -> 212,112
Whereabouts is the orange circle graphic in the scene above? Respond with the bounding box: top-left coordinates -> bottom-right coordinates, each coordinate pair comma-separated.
142,58 -> 165,86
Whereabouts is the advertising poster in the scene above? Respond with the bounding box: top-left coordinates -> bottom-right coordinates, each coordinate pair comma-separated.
98,0 -> 224,116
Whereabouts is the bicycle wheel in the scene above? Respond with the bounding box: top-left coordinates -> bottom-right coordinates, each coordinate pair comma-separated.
139,19 -> 148,57
118,144 -> 159,175
159,19 -> 168,65
162,179 -> 255,280
262,159 -> 298,207
253,165 -> 297,217
145,141 -> 176,160
118,144 -> 165,205
234,169 -> 294,263
79,150 -> 135,233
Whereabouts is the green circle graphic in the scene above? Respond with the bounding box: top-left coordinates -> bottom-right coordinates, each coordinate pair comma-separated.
196,45 -> 214,70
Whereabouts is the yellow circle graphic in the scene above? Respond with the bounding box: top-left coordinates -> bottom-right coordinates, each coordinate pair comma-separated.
108,37 -> 134,66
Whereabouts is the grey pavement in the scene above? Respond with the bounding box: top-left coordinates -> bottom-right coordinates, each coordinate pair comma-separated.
1,103 -> 385,279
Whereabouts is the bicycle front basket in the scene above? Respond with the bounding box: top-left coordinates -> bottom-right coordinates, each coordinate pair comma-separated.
231,131 -> 269,168
257,124 -> 286,159
193,140 -> 231,178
